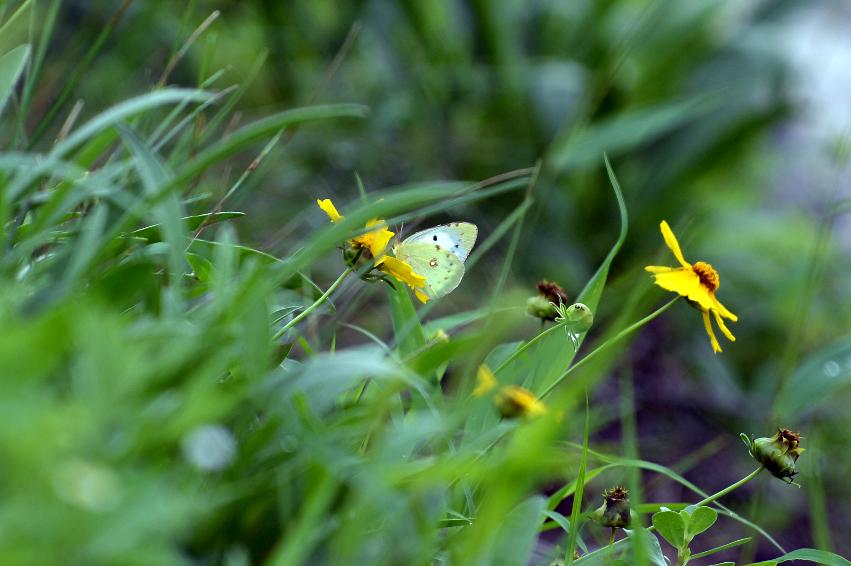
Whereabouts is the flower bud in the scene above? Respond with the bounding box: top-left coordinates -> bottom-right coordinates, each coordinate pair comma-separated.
749,428 -> 805,483
593,486 -> 631,528
342,245 -> 375,275
528,280 -> 569,321
429,329 -> 450,343
527,295 -> 558,320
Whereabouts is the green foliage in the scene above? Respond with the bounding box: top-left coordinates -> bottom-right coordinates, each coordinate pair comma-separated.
0,1 -> 849,564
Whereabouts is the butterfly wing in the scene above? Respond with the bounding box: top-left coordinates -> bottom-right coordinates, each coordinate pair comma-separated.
400,222 -> 477,262
394,243 -> 465,300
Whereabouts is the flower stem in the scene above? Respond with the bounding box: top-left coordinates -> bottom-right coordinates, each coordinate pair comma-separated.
694,466 -> 763,507
272,268 -> 351,340
539,297 -> 678,399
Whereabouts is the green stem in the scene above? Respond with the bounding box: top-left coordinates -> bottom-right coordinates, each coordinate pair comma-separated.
539,298 -> 678,399
694,467 -> 763,507
273,268 -> 351,340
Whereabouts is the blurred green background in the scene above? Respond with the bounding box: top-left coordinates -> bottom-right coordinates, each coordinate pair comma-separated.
5,0 -> 851,562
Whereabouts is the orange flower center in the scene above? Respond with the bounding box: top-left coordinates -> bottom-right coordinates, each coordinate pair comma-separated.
692,261 -> 719,292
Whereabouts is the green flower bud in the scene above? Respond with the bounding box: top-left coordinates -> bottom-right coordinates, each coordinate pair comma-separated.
527,295 -> 558,320
528,280 -> 569,321
593,486 -> 631,528
749,428 -> 805,483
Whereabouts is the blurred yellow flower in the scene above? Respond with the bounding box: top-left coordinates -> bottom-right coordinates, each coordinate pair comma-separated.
474,364 -> 547,418
495,386 -> 548,418
474,364 -> 497,396
317,198 -> 429,302
645,220 -> 738,353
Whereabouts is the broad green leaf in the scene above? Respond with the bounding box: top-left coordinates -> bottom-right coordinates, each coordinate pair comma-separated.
541,510 -> 588,554
510,155 -> 627,394
0,1 -> 32,52
652,510 -> 685,549
683,505 -> 717,539
387,281 -> 427,358
0,44 -> 30,118
573,527 -> 666,566
490,496 -> 546,566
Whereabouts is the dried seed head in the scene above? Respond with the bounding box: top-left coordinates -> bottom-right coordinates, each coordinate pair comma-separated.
593,486 -> 632,528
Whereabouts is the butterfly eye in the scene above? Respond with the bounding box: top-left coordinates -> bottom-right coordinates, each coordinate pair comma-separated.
432,235 -> 438,241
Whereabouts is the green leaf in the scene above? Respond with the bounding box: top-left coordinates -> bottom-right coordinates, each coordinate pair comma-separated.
0,44 -> 30,118
387,281 -> 427,357
690,538 -> 751,560
119,126 -> 187,288
682,505 -> 717,539
652,510 -> 685,549
541,510 -> 588,554
548,97 -> 719,171
515,155 -> 628,395
491,496 -> 546,566
174,104 -> 369,186
0,1 -> 32,53
748,549 -> 851,566
130,212 -> 245,241
566,395 -> 590,565
774,334 -> 851,416
573,527 -> 666,566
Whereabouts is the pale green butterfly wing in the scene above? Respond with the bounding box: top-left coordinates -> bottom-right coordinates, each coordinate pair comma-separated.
394,243 -> 465,300
400,222 -> 477,262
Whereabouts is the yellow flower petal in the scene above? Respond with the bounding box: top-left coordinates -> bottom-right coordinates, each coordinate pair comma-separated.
377,256 -> 429,301
712,309 -> 736,342
317,198 -> 343,223
710,294 -> 738,322
362,219 -> 395,259
645,265 -> 678,274
650,268 -> 717,312
702,309 -> 722,353
474,364 -> 497,397
659,221 -> 691,268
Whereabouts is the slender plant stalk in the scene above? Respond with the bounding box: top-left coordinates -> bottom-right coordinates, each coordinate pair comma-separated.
694,467 -> 763,507
539,297 -> 678,399
273,268 -> 351,340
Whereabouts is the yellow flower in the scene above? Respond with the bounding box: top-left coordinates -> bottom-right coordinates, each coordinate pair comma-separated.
317,198 -> 429,302
645,220 -> 738,353
474,364 -> 497,397
317,199 -> 394,260
474,364 -> 547,418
